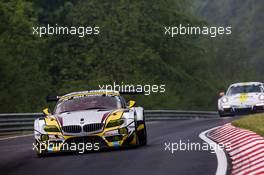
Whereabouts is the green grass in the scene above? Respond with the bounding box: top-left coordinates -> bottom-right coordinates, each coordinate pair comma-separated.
232,113 -> 264,137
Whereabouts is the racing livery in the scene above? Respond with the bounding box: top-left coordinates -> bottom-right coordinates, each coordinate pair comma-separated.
34,90 -> 147,156
218,82 -> 264,117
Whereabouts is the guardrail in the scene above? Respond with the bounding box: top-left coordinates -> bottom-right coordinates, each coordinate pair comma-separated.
144,110 -> 218,121
0,110 -> 218,134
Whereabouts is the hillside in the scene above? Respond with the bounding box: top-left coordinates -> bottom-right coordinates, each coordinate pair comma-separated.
0,0 -> 260,112
192,0 -> 264,76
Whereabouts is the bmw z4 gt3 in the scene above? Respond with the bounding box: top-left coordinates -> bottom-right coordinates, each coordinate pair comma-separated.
34,90 -> 147,156
218,82 -> 264,117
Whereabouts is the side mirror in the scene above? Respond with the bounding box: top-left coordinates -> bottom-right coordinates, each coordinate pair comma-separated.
219,92 -> 225,97
42,108 -> 51,116
127,100 -> 136,108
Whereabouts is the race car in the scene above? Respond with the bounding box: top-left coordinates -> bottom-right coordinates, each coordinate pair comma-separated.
218,82 -> 264,117
34,90 -> 147,156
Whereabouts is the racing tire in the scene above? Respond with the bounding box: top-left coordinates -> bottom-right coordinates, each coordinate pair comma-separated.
136,121 -> 147,146
219,111 -> 234,117
36,152 -> 46,157
35,140 -> 47,157
219,113 -> 225,117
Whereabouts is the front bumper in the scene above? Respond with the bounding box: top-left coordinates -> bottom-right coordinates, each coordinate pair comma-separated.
219,104 -> 264,116
34,125 -> 138,154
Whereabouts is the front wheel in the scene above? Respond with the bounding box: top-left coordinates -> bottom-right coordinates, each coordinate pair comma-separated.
219,111 -> 234,117
136,121 -> 147,146
34,140 -> 47,157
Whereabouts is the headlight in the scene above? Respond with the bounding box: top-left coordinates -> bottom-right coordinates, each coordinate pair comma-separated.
44,125 -> 60,132
41,134 -> 49,141
259,95 -> 264,101
119,128 -> 128,135
221,97 -> 228,103
106,119 -> 124,128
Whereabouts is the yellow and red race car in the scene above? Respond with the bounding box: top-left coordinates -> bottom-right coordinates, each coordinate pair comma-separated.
34,90 -> 147,156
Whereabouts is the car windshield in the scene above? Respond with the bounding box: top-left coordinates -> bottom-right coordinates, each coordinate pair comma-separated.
55,96 -> 122,114
227,85 -> 262,95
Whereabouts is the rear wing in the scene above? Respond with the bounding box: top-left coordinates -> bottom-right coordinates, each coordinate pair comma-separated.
46,95 -> 61,102
119,91 -> 145,95
46,90 -> 144,102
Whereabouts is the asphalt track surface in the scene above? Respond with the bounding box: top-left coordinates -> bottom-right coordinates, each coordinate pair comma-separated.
0,117 -> 238,175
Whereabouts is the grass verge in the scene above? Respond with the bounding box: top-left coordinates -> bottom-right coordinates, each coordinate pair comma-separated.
232,113 -> 264,137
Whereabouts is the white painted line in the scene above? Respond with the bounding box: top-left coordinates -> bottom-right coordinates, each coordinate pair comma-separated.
0,134 -> 33,141
199,126 -> 228,175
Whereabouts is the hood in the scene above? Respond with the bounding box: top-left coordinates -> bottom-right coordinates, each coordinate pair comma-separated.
227,93 -> 261,104
55,110 -> 113,127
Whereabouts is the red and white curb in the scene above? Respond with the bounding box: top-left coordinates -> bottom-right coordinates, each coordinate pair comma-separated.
207,123 -> 264,175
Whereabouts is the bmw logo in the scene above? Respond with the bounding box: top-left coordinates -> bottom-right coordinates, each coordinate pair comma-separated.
80,118 -> 84,124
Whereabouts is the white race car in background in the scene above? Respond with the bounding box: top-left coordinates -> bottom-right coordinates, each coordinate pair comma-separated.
218,82 -> 264,117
